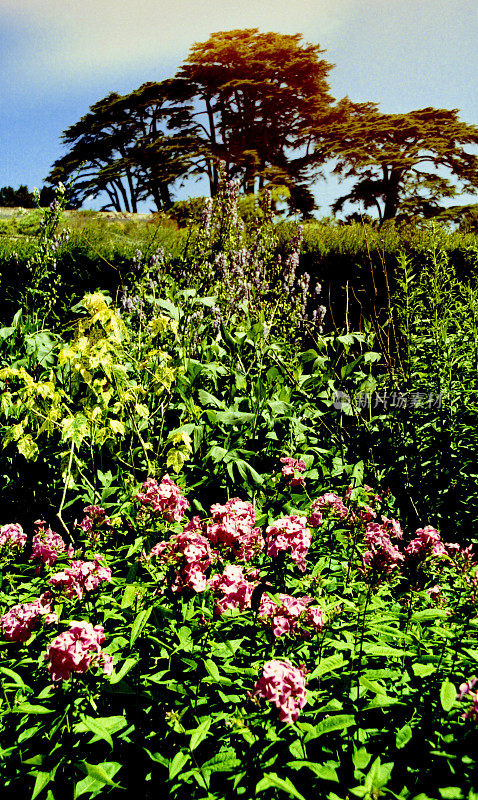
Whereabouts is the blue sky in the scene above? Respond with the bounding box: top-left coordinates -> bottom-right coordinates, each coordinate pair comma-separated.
1,0 -> 477,214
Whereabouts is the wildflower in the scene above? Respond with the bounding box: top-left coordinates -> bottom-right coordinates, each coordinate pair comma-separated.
405,526 -> 447,560
49,555 -> 111,600
31,521 -> 71,567
149,525 -> 212,593
427,585 -> 442,602
252,659 -> 308,723
135,475 -> 189,522
362,524 -> 404,578
45,621 -> 113,682
206,498 -> 264,562
0,523 -> 27,552
280,457 -> 307,488
209,564 -> 259,614
456,677 -> 478,720
77,505 -> 112,542
311,493 -> 349,521
258,592 -> 324,638
266,516 -> 311,572
1,593 -> 57,642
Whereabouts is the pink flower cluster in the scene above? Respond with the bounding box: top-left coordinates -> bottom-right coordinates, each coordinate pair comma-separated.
149,524 -> 212,592
362,523 -> 404,577
206,498 -> 264,561
209,565 -> 258,614
77,505 -> 112,541
457,676 -> 478,720
135,475 -> 189,522
30,521 -> 72,567
49,555 -> 111,600
310,493 -> 348,525
258,592 -> 324,638
1,593 -> 58,642
252,659 -> 308,723
0,523 -> 26,552
405,526 -> 447,560
266,516 -> 311,572
280,457 -> 306,488
45,621 -> 113,682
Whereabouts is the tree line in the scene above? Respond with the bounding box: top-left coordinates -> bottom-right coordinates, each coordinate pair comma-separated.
29,29 -> 478,221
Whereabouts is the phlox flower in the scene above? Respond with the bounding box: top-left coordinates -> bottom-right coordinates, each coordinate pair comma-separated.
49,555 -> 111,600
206,498 -> 264,562
135,475 -> 189,522
252,659 -> 308,724
30,521 -> 72,567
45,621 -> 113,682
456,676 -> 478,720
405,526 -> 447,560
310,493 -> 349,523
258,592 -> 324,638
280,457 -> 306,488
77,505 -> 112,541
208,564 -> 259,615
362,524 -> 404,578
266,515 -> 311,572
0,523 -> 26,552
149,525 -> 212,593
1,592 -> 58,642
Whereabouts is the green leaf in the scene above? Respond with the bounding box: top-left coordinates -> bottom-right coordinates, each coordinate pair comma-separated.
169,751 -> 189,780
256,772 -> 306,800
121,585 -> 136,609
110,657 -> 138,685
309,654 -> 346,680
305,715 -> 355,742
130,607 -> 152,646
17,435 -> 39,461
30,770 -> 51,800
79,715 -> 113,748
61,413 -> 89,447
287,761 -> 339,782
11,703 -> 53,715
396,724 -> 413,749
75,763 -> 123,797
189,718 -> 211,751
440,679 -> 456,712
204,659 -> 220,681
412,662 -> 435,678
77,762 -> 123,790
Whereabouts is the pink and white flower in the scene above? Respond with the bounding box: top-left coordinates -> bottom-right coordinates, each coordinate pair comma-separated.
45,621 -> 113,682
252,659 -> 308,723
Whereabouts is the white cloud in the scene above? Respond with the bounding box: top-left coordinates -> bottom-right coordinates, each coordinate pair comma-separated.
1,0 -> 348,91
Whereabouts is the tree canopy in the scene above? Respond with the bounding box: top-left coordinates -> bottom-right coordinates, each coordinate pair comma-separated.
44,29 -> 478,221
324,101 -> 478,223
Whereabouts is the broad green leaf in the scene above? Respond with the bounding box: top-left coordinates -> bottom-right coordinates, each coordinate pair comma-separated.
17,435 -> 39,461
204,659 -> 220,681
412,662 -> 435,678
79,715 -> 113,748
305,714 -> 355,742
121,585 -> 136,609
30,770 -> 51,800
189,718 -> 211,751
287,761 -> 339,782
256,772 -> 306,800
309,654 -> 346,680
396,724 -> 413,749
76,762 -> 123,795
169,751 -> 189,780
61,413 -> 89,447
11,703 -> 53,715
110,658 -> 138,685
440,679 -> 456,712
130,607 -> 152,646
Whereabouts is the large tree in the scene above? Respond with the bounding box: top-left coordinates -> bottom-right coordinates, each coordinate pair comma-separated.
169,29 -> 336,212
46,84 -> 190,211
323,101 -> 478,223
